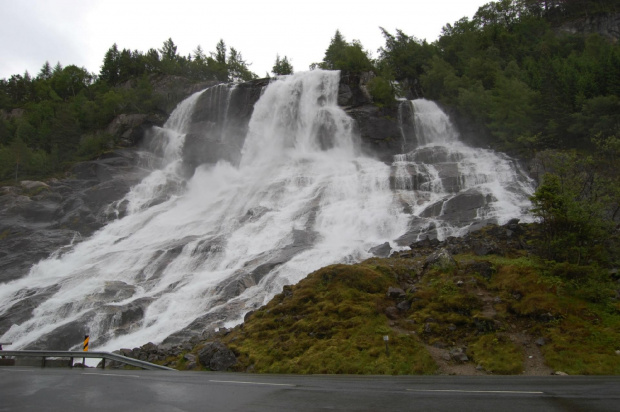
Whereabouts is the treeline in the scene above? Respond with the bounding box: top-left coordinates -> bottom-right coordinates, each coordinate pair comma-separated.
318,0 -> 620,154
0,38 -> 257,181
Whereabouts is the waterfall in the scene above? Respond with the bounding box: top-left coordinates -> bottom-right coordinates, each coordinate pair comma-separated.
0,78 -> 535,352
392,99 -> 535,243
0,71 -> 407,351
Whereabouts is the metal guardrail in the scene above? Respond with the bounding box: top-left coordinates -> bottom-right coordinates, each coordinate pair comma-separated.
0,350 -> 176,371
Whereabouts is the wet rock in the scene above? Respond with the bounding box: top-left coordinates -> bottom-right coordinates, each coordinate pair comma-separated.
387,287 -> 406,299
182,80 -> 268,174
449,347 -> 469,363
244,310 -> 255,322
385,306 -> 400,320
141,342 -> 159,353
424,248 -> 456,271
106,113 -> 163,147
369,242 -> 392,258
396,300 -> 411,312
0,150 -> 148,287
198,341 -> 237,371
346,105 -> 404,162
20,180 -> 49,191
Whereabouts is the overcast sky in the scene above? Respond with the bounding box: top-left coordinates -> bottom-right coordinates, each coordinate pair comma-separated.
0,0 -> 490,80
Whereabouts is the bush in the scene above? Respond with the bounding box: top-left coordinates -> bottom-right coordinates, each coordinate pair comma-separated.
367,76 -> 395,106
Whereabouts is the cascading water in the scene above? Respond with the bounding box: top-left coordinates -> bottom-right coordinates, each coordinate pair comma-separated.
0,75 -> 535,352
392,99 -> 535,243
0,71 -> 408,351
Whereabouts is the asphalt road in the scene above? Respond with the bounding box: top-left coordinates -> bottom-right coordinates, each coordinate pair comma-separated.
1,367 -> 618,411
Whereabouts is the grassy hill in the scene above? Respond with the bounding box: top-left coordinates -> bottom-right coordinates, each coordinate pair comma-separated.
156,223 -> 619,375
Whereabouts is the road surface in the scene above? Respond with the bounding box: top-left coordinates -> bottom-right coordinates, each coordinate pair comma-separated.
1,367 -> 618,411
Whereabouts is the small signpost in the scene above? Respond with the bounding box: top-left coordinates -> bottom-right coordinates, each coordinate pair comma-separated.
383,335 -> 389,357
82,335 -> 89,367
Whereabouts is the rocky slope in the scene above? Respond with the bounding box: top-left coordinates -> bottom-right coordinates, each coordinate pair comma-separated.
119,221 -> 620,375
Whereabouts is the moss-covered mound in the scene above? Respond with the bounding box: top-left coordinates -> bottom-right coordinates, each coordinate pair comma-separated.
224,263 -> 437,374
151,223 -> 619,375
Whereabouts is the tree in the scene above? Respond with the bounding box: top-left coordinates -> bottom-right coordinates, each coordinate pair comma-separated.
322,30 -> 348,70
320,31 -> 373,74
38,61 -> 52,80
159,38 -> 180,75
272,54 -> 293,75
8,137 -> 31,181
531,150 -> 617,264
211,39 -> 229,81
227,47 -> 256,82
100,44 -> 121,84
51,65 -> 93,100
159,38 -> 178,61
214,39 -> 227,65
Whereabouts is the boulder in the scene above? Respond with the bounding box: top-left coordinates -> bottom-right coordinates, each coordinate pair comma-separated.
369,242 -> 392,258
198,341 -> 237,371
387,287 -> 406,299
449,347 -> 469,363
424,248 -> 456,271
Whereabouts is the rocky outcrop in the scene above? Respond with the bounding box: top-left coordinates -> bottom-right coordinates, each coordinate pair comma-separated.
0,149 -> 147,285
148,74 -> 217,115
104,75 -> 218,147
338,72 -> 374,108
182,78 -> 270,174
402,219 -> 530,259
106,113 -> 166,147
555,12 -> 620,43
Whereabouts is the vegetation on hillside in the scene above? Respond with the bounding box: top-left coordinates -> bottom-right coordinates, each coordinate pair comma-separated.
2,1 -> 619,182
0,38 -> 256,182
162,223 -> 619,375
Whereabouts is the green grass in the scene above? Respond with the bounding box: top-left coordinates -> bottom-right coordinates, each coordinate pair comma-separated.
468,334 -> 523,374
168,233 -> 620,376
224,264 -> 437,374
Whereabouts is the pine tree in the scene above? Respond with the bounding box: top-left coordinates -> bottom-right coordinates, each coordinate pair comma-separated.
272,54 -> 294,75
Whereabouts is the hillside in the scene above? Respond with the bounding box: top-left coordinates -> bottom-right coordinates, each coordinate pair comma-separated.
122,222 -> 620,375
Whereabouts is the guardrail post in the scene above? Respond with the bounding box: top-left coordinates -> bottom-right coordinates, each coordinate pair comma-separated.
0,343 -> 13,365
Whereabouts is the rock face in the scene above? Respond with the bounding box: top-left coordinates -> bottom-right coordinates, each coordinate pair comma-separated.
181,78 -> 270,174
0,150 -> 148,279
106,113 -> 165,147
0,150 -> 148,338
556,12 -> 620,43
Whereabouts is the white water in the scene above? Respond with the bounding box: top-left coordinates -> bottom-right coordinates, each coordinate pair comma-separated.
0,78 -> 535,352
0,71 -> 408,351
393,99 -> 534,240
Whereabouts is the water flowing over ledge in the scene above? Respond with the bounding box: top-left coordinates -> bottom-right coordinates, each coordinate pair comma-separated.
0,71 -> 534,351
